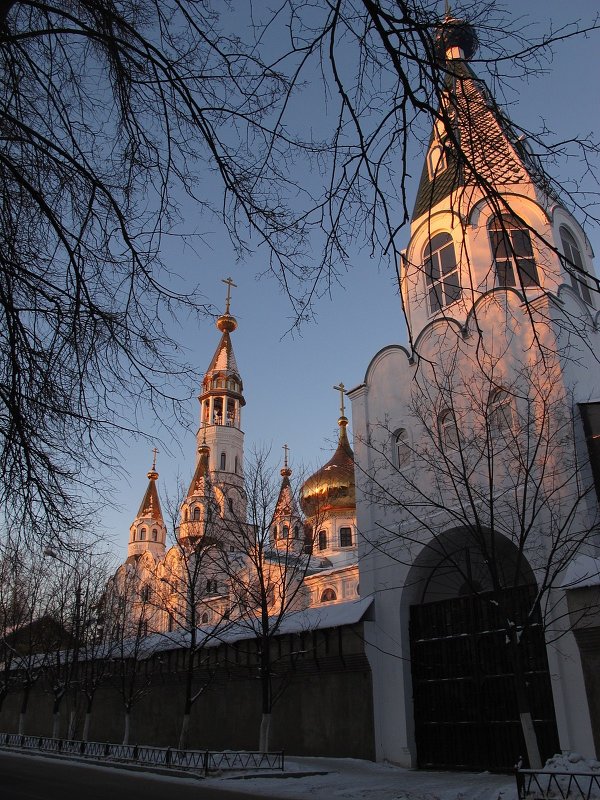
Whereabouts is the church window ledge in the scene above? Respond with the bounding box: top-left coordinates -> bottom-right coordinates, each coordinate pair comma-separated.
489,214 -> 539,288
560,226 -> 594,306
424,232 -> 461,314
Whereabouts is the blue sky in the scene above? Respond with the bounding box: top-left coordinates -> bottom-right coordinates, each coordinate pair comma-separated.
101,1 -> 600,562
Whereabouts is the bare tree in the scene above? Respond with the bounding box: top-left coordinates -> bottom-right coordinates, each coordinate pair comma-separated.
220,450 -> 316,752
358,318 -> 600,767
105,557 -> 159,745
2,3 -> 598,546
157,484 -> 232,751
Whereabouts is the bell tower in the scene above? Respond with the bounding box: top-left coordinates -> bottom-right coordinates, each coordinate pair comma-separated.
197,278 -> 246,518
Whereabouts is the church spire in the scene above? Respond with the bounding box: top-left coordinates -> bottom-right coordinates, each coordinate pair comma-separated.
128,450 -> 167,560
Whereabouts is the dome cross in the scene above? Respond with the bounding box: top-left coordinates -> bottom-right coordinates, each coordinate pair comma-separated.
222,276 -> 237,314
333,382 -> 346,418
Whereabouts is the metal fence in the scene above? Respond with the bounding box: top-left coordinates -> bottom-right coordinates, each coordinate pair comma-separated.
516,768 -> 600,800
0,732 -> 284,776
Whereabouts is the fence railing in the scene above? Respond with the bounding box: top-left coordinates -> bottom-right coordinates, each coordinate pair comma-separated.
0,732 -> 284,776
516,768 -> 600,800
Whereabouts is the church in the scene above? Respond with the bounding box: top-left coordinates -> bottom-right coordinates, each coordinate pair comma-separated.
114,14 -> 600,771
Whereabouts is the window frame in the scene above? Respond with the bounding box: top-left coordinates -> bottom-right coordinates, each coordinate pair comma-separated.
488,388 -> 514,434
339,527 -> 353,548
489,214 -> 539,288
318,530 -> 327,551
393,428 -> 411,469
423,232 -> 461,314
320,587 -> 337,603
438,409 -> 459,451
560,226 -> 593,306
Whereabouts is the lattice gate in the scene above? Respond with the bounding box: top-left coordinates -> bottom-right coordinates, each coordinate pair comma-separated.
409,585 -> 559,771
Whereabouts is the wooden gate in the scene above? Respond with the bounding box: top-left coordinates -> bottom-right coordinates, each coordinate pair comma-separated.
410,585 -> 559,771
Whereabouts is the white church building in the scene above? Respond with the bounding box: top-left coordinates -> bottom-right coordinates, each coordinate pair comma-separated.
349,16 -> 600,771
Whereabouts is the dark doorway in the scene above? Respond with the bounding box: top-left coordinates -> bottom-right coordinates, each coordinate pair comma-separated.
409,584 -> 559,771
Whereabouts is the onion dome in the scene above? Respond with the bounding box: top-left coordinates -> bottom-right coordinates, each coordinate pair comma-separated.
435,14 -> 478,61
301,415 -> 355,517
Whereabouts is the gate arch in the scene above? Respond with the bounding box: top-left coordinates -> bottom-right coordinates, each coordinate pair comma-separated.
402,528 -> 559,771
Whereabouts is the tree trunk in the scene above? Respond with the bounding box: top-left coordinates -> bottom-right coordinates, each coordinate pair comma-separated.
178,713 -> 190,751
67,708 -> 76,740
508,629 -> 542,769
259,713 -> 271,753
82,712 -> 91,742
52,710 -> 60,740
123,711 -> 130,745
18,684 -> 31,735
18,712 -> 26,735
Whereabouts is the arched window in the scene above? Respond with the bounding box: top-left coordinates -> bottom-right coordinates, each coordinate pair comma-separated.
228,497 -> 234,514
132,530 -> 136,542
560,227 -> 593,305
339,527 -> 352,547
184,508 -> 189,521
489,214 -> 538,287
489,388 -> 514,433
427,143 -> 447,180
152,528 -> 158,542
393,428 -> 411,468
234,456 -> 239,474
139,527 -> 146,541
320,588 -> 337,603
273,525 -> 278,540
438,410 -> 458,451
293,525 -> 299,540
424,233 -> 460,313
192,507 -> 200,521
283,525 -> 290,539
140,584 -> 150,602
220,452 -> 226,470
318,530 -> 327,551
201,612 -> 209,624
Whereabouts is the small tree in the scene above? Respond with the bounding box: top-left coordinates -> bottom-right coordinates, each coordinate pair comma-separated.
220,450 -> 316,752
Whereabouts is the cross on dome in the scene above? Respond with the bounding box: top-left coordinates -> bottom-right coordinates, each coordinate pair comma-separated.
222,276 -> 237,314
333,382 -> 346,419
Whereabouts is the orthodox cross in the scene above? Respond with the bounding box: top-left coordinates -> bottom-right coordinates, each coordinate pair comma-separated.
333,382 -> 346,417
222,276 -> 237,314
151,447 -> 159,470
283,443 -> 290,468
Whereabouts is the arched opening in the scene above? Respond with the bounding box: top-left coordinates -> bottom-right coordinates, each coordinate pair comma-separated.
320,587 -> 337,603
403,528 -> 558,771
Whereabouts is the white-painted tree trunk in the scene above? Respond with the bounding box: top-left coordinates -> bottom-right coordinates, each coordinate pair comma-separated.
82,712 -> 91,742
520,711 -> 542,769
123,712 -> 130,745
52,711 -> 60,740
178,714 -> 190,751
259,713 -> 271,753
67,709 -> 76,740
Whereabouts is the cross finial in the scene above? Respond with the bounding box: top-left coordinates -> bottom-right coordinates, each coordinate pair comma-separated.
283,443 -> 289,468
151,447 -> 159,471
222,277 -> 237,314
333,383 -> 346,418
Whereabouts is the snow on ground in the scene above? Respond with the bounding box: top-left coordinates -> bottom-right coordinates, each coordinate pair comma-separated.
204,756 -> 518,800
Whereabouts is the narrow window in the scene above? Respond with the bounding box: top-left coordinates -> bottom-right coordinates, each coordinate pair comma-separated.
318,530 -> 327,551
439,410 -> 458,451
320,588 -> 337,603
273,525 -> 278,541
220,452 -> 226,470
560,227 -> 593,305
489,389 -> 514,433
293,525 -> 299,540
201,612 -> 209,624
139,527 -> 146,541
283,525 -> 290,539
394,428 -> 410,468
424,233 -> 461,313
489,214 -> 538,288
192,507 -> 200,521
234,455 -> 239,474
339,527 -> 352,547
228,497 -> 234,514
152,528 -> 158,542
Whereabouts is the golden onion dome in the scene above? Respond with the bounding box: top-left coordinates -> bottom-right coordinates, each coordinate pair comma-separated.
216,313 -> 237,333
300,416 -> 355,517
